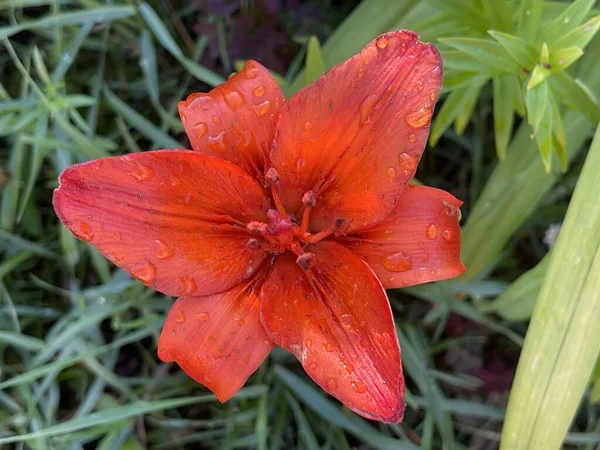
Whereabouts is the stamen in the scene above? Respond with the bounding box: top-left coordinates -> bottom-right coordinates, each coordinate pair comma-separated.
247,238 -> 261,249
299,190 -> 315,234
247,221 -> 268,235
264,167 -> 280,185
296,252 -> 316,270
264,167 -> 287,216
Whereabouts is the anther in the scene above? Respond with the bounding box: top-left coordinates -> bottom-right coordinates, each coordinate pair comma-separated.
265,167 -> 280,186
302,190 -> 316,208
247,238 -> 261,249
296,252 -> 316,270
247,221 -> 268,235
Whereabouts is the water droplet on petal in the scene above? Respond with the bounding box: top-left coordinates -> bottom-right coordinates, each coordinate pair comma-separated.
233,317 -> 245,326
382,252 -> 412,272
207,131 -> 227,152
430,93 -> 436,101
387,276 -> 395,284
196,312 -> 210,321
131,164 -> 154,182
398,152 -> 418,172
426,223 -> 439,240
308,361 -> 318,371
224,89 -> 245,110
304,338 -> 312,348
193,122 -> 208,138
387,167 -> 397,179
254,101 -> 272,116
155,239 -> 175,260
245,66 -> 259,79
252,86 -> 266,97
409,134 -> 417,143
359,95 -> 378,126
442,229 -> 453,241
76,221 -> 94,241
352,380 -> 366,393
296,158 -> 306,169
343,362 -> 354,374
175,309 -> 186,324
324,342 -> 334,352
363,58 -> 370,65
405,106 -> 433,128
212,115 -> 221,124
133,261 -> 156,284
376,36 -> 389,49
303,121 -> 313,130
178,276 -> 197,295
326,377 -> 338,390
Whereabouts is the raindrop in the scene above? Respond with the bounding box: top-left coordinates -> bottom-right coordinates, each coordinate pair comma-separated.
376,36 -> 389,49
155,239 -> 175,260
296,158 -> 306,169
429,93 -> 436,101
359,95 -> 378,126
326,378 -> 338,390
408,134 -> 417,143
252,86 -> 266,97
352,380 -> 366,393
212,115 -> 221,124
175,309 -> 186,324
324,342 -> 334,352
254,101 -> 272,116
76,221 -> 94,242
193,122 -> 208,138
386,167 -> 397,179
303,121 -> 313,130
343,362 -> 354,374
245,66 -> 259,79
133,261 -> 157,284
426,223 -> 439,240
304,338 -> 313,348
308,361 -> 319,371
196,312 -> 210,321
207,131 -> 227,152
233,317 -> 245,326
381,252 -> 412,272
131,164 -> 154,182
387,276 -> 395,284
405,106 -> 433,128
442,229 -> 453,241
224,90 -> 245,110
178,276 -> 197,295
398,152 -> 418,172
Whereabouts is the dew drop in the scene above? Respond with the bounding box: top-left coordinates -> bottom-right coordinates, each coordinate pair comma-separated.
252,86 -> 266,97
387,276 -> 395,284
133,261 -> 156,284
308,361 -> 319,371
131,164 -> 154,182
304,338 -> 313,348
343,362 -> 354,374
430,93 -> 436,101
376,36 -> 389,49
178,276 -> 197,295
175,309 -> 186,324
442,229 -> 453,241
363,58 -> 370,65
303,121 -> 313,130
193,122 -> 208,139
245,66 -> 259,79
212,115 -> 221,124
76,221 -> 94,241
398,152 -> 418,172
326,377 -> 338,390
224,89 -> 245,110
405,106 -> 433,128
296,158 -> 306,169
426,223 -> 439,240
409,134 -> 417,143
359,94 -> 378,126
155,239 -> 175,260
382,252 -> 412,272
196,312 -> 210,321
254,101 -> 272,116
324,342 -> 334,352
352,380 -> 366,393
387,167 -> 397,179
188,95 -> 212,110
207,131 -> 227,152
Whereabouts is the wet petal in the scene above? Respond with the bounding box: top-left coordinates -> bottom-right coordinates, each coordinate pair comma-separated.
259,241 -> 404,422
179,60 -> 285,177
270,30 -> 442,233
53,150 -> 269,296
342,185 -> 465,288
158,278 -> 274,401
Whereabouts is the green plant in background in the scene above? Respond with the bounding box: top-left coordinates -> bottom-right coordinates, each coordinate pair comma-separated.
2,0 -> 600,449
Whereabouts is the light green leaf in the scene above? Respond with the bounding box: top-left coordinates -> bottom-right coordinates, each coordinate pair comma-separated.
527,64 -> 550,89
550,46 -> 584,72
488,31 -> 537,69
440,37 -> 519,74
526,81 -> 553,170
493,75 -> 516,159
550,71 -> 600,124
552,15 -> 600,51
500,124 -> 600,450
516,0 -> 544,42
304,36 -> 326,86
543,0 -> 597,42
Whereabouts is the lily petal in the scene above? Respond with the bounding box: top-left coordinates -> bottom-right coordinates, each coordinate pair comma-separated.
260,241 -> 404,422
342,185 -> 465,288
270,30 -> 442,233
179,60 -> 285,177
158,277 -> 274,401
54,150 -> 269,296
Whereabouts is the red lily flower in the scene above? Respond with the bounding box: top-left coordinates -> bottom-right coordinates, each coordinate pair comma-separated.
53,30 -> 465,423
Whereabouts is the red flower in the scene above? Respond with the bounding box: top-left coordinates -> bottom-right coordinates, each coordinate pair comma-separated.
54,30 -> 465,423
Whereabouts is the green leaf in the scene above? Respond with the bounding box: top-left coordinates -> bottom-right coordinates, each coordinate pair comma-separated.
493,75 -> 516,159
527,64 -> 550,89
552,15 -> 600,51
550,46 -> 584,73
526,81 -> 554,170
516,0 -> 544,42
453,83 -> 483,134
139,31 -> 159,104
500,124 -> 600,450
543,0 -> 597,42
440,37 -> 519,74
480,253 -> 550,321
440,50 -> 498,73
428,0 -> 487,32
550,71 -> 600,124
304,36 -> 326,86
488,31 -> 537,69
